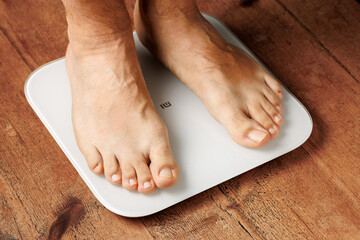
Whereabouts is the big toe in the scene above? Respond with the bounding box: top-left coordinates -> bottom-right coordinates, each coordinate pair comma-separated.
150,141 -> 179,189
226,112 -> 271,148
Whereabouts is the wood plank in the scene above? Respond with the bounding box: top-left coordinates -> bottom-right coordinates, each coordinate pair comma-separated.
276,0 -> 360,82
0,0 -> 68,69
141,189 -> 252,239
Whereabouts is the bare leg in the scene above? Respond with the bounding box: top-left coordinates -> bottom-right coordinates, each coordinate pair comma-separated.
135,0 -> 284,148
62,0 -> 179,194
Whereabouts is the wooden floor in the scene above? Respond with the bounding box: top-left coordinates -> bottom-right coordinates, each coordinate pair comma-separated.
1,0 -> 360,239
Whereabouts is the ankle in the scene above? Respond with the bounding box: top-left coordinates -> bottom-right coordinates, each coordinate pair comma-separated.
63,0 -> 133,52
67,27 -> 134,55
137,0 -> 200,21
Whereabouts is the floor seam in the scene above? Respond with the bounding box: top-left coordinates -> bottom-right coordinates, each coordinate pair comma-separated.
275,0 -> 360,84
0,22 -> 34,71
211,188 -> 255,239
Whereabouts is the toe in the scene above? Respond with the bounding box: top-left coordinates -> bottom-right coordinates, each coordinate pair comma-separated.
84,146 -> 104,175
149,141 -> 179,189
261,99 -> 283,127
133,158 -> 156,194
264,74 -> 283,99
225,111 -> 271,148
263,86 -> 283,113
248,103 -> 279,138
120,162 -> 138,191
103,154 -> 122,185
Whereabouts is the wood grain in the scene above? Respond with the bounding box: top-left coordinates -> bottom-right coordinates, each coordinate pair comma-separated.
1,0 -> 359,239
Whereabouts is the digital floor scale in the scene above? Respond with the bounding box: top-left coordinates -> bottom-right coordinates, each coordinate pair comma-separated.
25,14 -> 312,217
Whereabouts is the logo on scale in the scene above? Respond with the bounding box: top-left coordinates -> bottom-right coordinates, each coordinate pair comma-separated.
160,101 -> 172,109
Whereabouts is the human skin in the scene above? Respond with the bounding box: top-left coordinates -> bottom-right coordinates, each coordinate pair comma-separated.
62,0 -> 179,194
61,0 -> 283,194
134,0 -> 283,147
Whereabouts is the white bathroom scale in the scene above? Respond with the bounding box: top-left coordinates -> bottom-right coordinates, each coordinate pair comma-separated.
25,14 -> 312,217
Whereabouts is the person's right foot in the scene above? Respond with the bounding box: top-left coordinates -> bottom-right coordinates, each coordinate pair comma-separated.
65,19 -> 178,194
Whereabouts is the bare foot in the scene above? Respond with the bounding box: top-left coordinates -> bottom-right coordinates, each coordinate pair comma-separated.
135,0 -> 283,148
64,0 -> 178,193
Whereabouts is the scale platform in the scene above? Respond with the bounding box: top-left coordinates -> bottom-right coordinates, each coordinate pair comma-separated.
25,14 -> 312,217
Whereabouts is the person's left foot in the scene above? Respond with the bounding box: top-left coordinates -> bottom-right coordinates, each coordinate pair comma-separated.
134,1 -> 284,148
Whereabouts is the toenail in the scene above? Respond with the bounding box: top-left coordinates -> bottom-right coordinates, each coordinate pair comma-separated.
269,127 -> 276,135
248,129 -> 268,143
274,114 -> 282,123
111,174 -> 120,182
129,178 -> 137,186
159,168 -> 173,178
93,163 -> 102,171
143,181 -> 151,189
276,105 -> 281,111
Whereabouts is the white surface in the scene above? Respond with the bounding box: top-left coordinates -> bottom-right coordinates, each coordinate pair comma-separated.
25,14 -> 312,217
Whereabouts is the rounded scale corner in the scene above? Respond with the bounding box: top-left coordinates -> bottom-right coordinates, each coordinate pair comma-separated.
285,86 -> 314,146
296,116 -> 313,149
88,180 -> 182,217
83,178 -> 161,217
95,195 -> 163,218
302,110 -> 313,144
97,199 -> 142,218
24,57 -> 65,103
